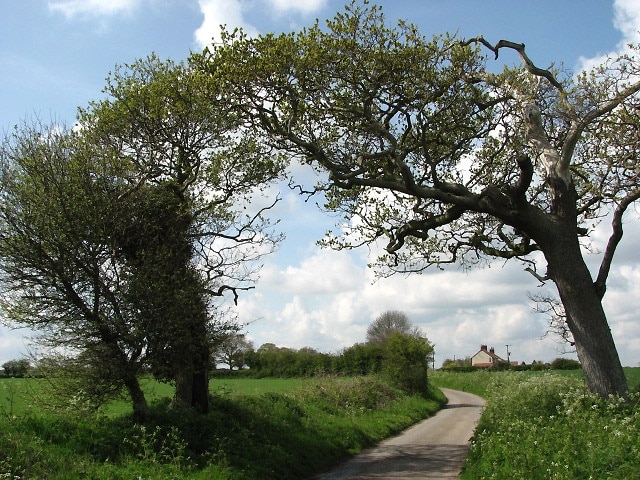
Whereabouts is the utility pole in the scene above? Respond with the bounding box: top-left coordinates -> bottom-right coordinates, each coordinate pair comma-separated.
505,344 -> 511,366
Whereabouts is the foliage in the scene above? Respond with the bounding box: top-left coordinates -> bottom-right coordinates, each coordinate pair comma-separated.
550,357 -> 582,370
441,357 -> 472,370
334,342 -> 384,376
461,372 -> 640,480
381,333 -> 432,394
244,337 -> 432,387
213,333 -> 254,370
245,343 -> 334,377
1,359 -> 31,378
204,0 -> 640,396
0,53 -> 285,414
76,54 -> 285,411
366,310 -> 422,344
0,123 -> 152,417
0,375 -> 444,479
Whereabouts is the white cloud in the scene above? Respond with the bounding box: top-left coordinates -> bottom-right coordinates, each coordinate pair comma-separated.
194,0 -> 259,48
0,325 -> 33,365
267,0 -> 328,15
262,249 -> 362,295
193,0 -> 328,49
578,0 -> 640,71
48,0 -> 142,19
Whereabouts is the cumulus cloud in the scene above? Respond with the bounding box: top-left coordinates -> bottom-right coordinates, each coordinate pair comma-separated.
193,0 -> 328,49
237,236 -> 572,365
0,325 -> 33,365
267,0 -> 329,15
194,0 -> 259,48
48,0 -> 142,19
578,0 -> 640,71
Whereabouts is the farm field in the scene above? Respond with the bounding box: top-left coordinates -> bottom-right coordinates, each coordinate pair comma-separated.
2,369 -> 639,479
0,375 -> 445,479
0,376 -> 309,417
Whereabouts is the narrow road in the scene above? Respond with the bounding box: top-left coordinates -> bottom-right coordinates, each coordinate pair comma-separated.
310,389 -> 485,480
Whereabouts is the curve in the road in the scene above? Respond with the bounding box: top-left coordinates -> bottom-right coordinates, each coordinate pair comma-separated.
310,388 -> 485,480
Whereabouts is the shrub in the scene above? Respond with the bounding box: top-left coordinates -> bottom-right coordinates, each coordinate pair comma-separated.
382,333 -> 432,395
550,357 -> 582,370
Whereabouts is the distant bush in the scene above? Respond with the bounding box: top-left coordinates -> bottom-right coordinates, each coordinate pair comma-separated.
550,357 -> 582,370
1,359 -> 31,378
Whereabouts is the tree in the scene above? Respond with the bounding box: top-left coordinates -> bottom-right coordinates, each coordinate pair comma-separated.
1,359 -> 31,378
441,357 -> 472,370
215,333 -> 253,369
77,55 -> 284,411
366,310 -> 422,345
206,2 -> 640,396
0,123 -> 151,418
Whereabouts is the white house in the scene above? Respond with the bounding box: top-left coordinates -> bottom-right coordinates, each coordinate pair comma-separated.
471,345 -> 506,367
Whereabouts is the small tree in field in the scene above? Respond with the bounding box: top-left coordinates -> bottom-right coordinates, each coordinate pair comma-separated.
366,310 -> 423,345
205,1 -> 640,396
215,333 -> 253,370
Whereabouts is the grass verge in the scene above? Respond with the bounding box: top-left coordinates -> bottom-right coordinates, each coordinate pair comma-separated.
0,376 -> 445,479
432,368 -> 640,480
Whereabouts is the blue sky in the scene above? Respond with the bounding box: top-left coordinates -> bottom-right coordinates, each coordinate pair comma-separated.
1,0 -> 640,367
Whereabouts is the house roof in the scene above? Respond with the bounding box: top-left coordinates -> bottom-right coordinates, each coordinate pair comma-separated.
472,345 -> 506,363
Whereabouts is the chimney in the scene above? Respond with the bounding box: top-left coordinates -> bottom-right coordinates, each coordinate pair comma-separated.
480,345 -> 487,351
490,347 -> 495,354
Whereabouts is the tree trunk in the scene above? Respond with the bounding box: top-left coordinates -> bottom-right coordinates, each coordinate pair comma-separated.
192,370 -> 209,412
191,325 -> 210,413
124,375 -> 149,420
173,367 -> 194,408
172,341 -> 210,412
543,233 -> 628,396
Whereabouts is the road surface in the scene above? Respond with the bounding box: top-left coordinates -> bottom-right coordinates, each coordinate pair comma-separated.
310,388 -> 485,480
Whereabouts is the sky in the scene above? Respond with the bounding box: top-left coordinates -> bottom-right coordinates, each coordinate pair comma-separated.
1,0 -> 640,368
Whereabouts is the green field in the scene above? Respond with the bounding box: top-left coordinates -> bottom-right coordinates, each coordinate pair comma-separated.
0,376 -> 310,417
2,370 -> 639,479
0,375 -> 445,479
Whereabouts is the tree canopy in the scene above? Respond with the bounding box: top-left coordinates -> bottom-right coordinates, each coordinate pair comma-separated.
366,310 -> 423,345
201,1 -> 640,396
0,55 -> 285,415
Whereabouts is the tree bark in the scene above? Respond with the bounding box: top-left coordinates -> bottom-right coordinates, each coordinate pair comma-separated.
539,226 -> 628,396
173,366 -> 194,409
124,374 -> 149,420
191,324 -> 210,413
172,334 -> 210,412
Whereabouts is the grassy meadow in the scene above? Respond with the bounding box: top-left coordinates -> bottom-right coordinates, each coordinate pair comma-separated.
432,368 -> 640,480
0,375 -> 445,479
3,369 -> 640,479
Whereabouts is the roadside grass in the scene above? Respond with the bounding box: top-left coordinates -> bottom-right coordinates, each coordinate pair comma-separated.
433,368 -> 640,480
0,375 -> 446,479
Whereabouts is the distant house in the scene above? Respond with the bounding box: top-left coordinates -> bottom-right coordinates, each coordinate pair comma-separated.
471,345 -> 506,368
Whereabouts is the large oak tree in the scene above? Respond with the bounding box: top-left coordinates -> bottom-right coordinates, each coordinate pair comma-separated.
202,2 -> 640,396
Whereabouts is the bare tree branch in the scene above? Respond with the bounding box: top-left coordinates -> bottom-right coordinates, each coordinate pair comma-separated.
561,78 -> 640,171
463,36 -> 564,91
594,190 -> 640,297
